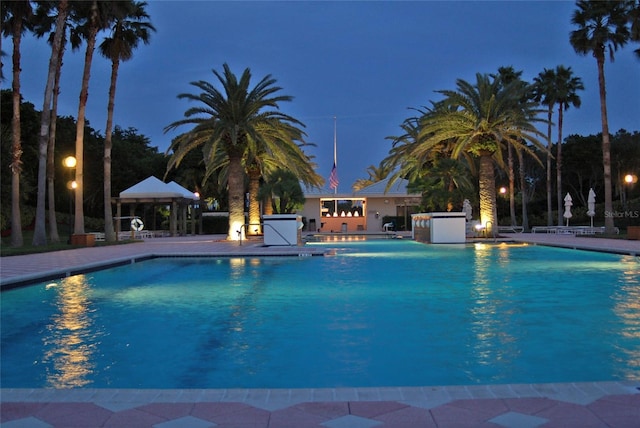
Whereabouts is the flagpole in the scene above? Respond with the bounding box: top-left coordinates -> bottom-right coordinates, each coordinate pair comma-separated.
333,116 -> 337,214
333,116 -> 337,195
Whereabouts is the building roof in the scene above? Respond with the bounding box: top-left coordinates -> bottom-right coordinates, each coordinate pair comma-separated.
303,177 -> 420,198
354,177 -> 419,196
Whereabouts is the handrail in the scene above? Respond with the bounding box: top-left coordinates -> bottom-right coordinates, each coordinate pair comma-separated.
237,222 -> 295,246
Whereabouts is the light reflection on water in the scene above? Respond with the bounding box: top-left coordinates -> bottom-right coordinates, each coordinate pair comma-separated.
613,257 -> 640,376
42,275 -> 100,388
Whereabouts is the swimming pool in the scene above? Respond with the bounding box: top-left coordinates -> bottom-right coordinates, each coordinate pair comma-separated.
1,240 -> 639,389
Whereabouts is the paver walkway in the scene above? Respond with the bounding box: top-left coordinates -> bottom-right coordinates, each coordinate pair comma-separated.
2,233 -> 639,427
2,383 -> 639,428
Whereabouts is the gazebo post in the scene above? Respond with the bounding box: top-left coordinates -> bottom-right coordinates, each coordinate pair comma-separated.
129,204 -> 137,239
115,200 -> 122,240
182,204 -> 188,235
191,202 -> 196,235
170,200 -> 178,236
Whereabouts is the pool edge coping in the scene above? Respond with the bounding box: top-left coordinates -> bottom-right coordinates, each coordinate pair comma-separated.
2,381 -> 639,409
0,249 -> 327,290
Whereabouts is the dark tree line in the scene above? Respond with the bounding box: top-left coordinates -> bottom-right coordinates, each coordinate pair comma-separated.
0,90 -> 170,232
495,129 -> 640,228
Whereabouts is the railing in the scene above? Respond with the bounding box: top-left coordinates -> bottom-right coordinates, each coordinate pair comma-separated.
237,222 -> 295,246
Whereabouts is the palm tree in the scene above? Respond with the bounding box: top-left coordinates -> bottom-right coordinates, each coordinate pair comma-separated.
493,66 -> 529,227
532,68 -> 557,226
31,0 -> 71,245
99,0 -> 155,242
414,74 -> 546,233
630,0 -> 640,58
1,0 -> 32,247
259,169 -> 306,214
164,64 -> 310,241
243,121 -> 321,235
570,0 -> 632,234
186,116 -> 321,235
352,161 -> 392,191
67,0 -> 114,238
551,66 -> 584,226
33,0 -> 82,243
409,157 -> 475,212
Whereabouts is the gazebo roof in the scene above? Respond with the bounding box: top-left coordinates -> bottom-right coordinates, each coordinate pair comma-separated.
119,176 -> 196,200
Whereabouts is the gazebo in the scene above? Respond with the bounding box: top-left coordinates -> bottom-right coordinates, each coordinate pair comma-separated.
111,176 -> 198,237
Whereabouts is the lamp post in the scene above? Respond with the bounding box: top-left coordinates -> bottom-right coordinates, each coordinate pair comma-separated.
622,174 -> 638,211
63,156 -> 77,243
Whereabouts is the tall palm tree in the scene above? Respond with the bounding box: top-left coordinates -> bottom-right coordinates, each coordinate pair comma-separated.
1,0 -> 32,247
551,65 -> 584,226
32,0 -> 70,246
185,113 -> 321,235
570,0 -> 632,234
164,64 -> 310,241
99,0 -> 155,242
532,68 -> 557,226
493,66 -> 528,227
68,0 -> 114,238
414,74 -> 546,233
33,0 -> 82,243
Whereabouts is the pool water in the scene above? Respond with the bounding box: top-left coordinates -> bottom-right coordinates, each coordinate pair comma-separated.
1,240 -> 639,389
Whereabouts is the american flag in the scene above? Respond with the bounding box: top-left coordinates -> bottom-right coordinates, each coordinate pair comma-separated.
329,162 -> 339,190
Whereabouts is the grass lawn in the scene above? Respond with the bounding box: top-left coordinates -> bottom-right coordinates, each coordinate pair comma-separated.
1,230 -> 138,257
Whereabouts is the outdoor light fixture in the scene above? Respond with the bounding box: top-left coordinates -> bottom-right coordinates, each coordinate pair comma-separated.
499,187 -> 507,195
63,156 -> 77,242
63,156 -> 76,169
624,174 -> 637,184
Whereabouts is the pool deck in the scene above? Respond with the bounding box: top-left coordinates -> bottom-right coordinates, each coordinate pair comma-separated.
1,233 -> 639,427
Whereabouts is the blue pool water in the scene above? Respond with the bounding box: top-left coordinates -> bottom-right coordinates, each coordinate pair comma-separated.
1,240 -> 639,389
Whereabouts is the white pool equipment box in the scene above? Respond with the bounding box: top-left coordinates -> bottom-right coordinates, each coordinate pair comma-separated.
412,212 -> 466,244
263,214 -> 303,246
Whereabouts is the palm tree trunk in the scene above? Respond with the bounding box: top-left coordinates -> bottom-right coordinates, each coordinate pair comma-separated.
478,153 -> 497,234
227,152 -> 245,241
546,107 -> 553,226
517,148 -> 529,232
247,166 -> 261,235
46,41 -> 65,244
10,21 -> 24,247
103,59 -> 120,242
556,104 -> 565,226
263,194 -> 274,215
74,1 -> 99,236
596,55 -> 615,233
33,0 -> 68,246
508,143 -> 516,226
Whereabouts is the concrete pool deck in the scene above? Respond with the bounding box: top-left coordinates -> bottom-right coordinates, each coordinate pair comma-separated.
1,233 -> 639,427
